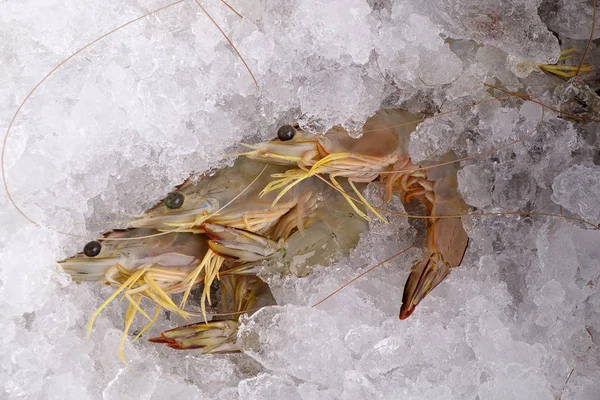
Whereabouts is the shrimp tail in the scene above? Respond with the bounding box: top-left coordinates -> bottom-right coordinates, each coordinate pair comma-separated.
398,153 -> 470,319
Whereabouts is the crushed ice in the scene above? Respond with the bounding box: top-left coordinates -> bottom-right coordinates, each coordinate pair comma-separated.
1,0 -> 599,398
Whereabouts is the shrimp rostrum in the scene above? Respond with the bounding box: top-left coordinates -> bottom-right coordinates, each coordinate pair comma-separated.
244,108 -> 470,319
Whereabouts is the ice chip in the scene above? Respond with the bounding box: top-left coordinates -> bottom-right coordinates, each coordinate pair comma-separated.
238,305 -> 353,387
102,361 -> 159,400
552,164 -> 600,225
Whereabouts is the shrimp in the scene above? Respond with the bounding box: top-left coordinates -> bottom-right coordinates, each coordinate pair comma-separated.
242,108 -> 424,221
59,227 -> 283,359
130,157 -> 308,235
61,177 -> 369,357
59,229 -> 213,362
59,190 -> 319,346
59,229 -> 210,316
126,156 -> 319,316
60,228 -> 278,357
149,181 -> 370,352
243,109 -> 471,319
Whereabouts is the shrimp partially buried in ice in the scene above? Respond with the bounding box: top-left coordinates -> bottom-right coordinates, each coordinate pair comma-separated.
244,109 -> 470,319
60,229 -> 280,358
59,226 -> 299,360
59,229 -> 214,361
242,108 -> 425,221
150,182 -> 370,352
60,183 -> 319,330
60,229 -> 209,312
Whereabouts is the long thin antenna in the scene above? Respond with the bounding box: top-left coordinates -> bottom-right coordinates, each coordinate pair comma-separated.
219,0 -> 244,19
2,0 -> 186,234
193,0 -> 258,87
312,241 -> 421,308
575,0 -> 597,76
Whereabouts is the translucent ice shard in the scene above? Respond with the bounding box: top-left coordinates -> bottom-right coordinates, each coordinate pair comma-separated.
552,164 -> 600,225
413,0 -> 560,63
238,305 -> 353,388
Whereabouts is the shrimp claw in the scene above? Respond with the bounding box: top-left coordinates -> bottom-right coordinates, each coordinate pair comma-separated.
150,274 -> 275,352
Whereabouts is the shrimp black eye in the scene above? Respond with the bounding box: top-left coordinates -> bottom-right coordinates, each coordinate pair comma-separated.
277,125 -> 296,141
165,191 -> 185,209
83,240 -> 102,257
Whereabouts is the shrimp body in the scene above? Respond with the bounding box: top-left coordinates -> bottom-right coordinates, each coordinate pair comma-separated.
246,109 -> 470,319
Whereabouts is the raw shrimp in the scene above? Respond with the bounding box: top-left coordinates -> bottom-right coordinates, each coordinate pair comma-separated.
59,229 -> 212,362
243,109 -> 471,319
130,157 -> 310,235
126,156 -> 320,317
59,227 -> 281,360
60,175 -> 370,357
150,180 -> 370,352
59,229 -> 210,315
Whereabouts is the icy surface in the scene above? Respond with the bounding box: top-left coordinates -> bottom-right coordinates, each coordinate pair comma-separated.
552,164 -> 600,225
1,0 -> 599,399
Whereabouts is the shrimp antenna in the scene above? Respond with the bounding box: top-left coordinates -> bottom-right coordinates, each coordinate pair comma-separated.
312,240 -> 421,308
219,0 -> 244,19
2,0 -> 185,237
575,0 -> 597,77
193,0 -> 258,87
